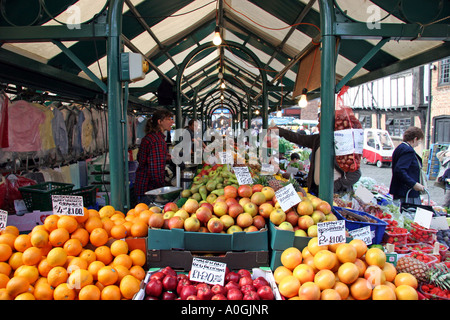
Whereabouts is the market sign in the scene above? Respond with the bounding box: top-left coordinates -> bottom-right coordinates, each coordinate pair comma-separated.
348,226 -> 372,245
0,209 -> 7,231
52,195 -> 84,216
317,220 -> 346,246
189,258 -> 227,286
233,166 -> 253,185
274,184 -> 301,212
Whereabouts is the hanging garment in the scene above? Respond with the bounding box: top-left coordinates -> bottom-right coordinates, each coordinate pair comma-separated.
32,103 -> 56,153
50,102 -> 69,157
81,107 -> 96,154
60,104 -> 77,157
0,94 -> 9,148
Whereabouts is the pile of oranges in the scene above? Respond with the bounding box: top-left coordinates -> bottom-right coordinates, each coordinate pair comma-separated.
0,203 -> 152,300
274,238 -> 419,300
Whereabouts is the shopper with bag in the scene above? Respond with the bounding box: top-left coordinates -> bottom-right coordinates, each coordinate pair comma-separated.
389,126 -> 426,205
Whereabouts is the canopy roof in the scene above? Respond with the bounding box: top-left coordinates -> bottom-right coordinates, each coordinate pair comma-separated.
1,0 -> 449,117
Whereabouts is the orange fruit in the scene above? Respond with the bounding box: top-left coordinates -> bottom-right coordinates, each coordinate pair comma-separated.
8,252 -> 24,270
280,247 -> 302,270
98,266 -> 119,286
130,222 -> 148,237
101,218 -> 115,236
278,275 -> 301,298
31,225 -> 47,234
57,216 -> 78,233
84,216 -> 103,233
349,239 -> 367,258
0,233 -> 16,248
372,284 -> 396,300
46,247 -> 67,267
53,283 -> 76,300
313,250 -> 337,270
87,209 -> 100,218
337,262 -> 360,285
30,229 -> 49,248
129,249 -> 146,267
110,224 -> 128,239
382,262 -> 397,282
302,256 -> 319,273
15,292 -> 35,300
394,284 -> 418,300
273,265 -> 293,284
119,274 -> 140,299
22,247 -> 42,266
14,265 -> 39,284
88,261 -> 105,280
63,238 -> 83,256
364,265 -> 386,288
0,288 -> 11,300
134,203 -> 149,215
74,208 -> 90,224
101,285 -> 121,300
70,228 -> 90,247
68,269 -> 93,289
333,281 -> 350,299
66,257 -> 88,273
40,242 -> 53,256
94,246 -> 113,265
89,228 -> 109,247
47,266 -> 68,288
349,278 -> 372,300
297,281 -> 321,300
6,276 -> 29,298
49,228 -> 70,247
301,247 -> 312,259
33,282 -> 54,300
364,247 -> 386,268
307,237 -> 328,256
138,210 -> 153,224
320,288 -> 342,300
113,254 -> 133,269
354,258 -> 367,277
110,240 -> 129,257
14,234 -> 32,252
43,215 -> 60,232
129,265 -> 145,281
335,243 -> 357,263
99,205 -> 116,219
0,261 -> 11,276
0,243 -> 12,262
2,225 -> 19,237
79,249 -> 96,265
78,284 -> 101,300
314,269 -> 336,290
394,273 -> 418,289
292,264 -> 315,284
0,273 -> 9,288
114,264 -> 131,282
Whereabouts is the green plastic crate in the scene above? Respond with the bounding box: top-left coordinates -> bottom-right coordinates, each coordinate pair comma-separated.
18,182 -> 74,212
69,185 -> 97,208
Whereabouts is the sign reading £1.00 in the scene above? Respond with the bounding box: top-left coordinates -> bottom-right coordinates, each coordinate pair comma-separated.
317,220 -> 346,246
189,258 -> 227,286
52,195 -> 84,216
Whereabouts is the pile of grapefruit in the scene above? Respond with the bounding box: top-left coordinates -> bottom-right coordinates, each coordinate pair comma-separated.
0,205 -> 149,300
274,238 -> 419,300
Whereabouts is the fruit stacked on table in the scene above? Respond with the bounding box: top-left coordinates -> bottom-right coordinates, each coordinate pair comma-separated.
274,238 -> 420,300
0,206 -> 147,300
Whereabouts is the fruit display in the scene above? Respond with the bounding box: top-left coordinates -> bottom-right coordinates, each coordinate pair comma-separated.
408,222 -> 438,244
136,266 -> 278,300
274,238 -> 422,300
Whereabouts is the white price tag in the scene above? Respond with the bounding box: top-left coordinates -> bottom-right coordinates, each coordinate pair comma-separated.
52,195 -> 84,216
413,207 -> 433,229
348,226 -> 372,245
317,220 -> 346,246
0,210 -> 7,231
260,163 -> 275,175
233,166 -> 253,185
218,152 -> 233,164
334,129 -> 364,156
355,185 -> 375,204
189,258 -> 227,286
274,184 -> 301,212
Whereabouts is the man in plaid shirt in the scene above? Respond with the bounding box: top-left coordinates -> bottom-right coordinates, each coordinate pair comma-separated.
135,109 -> 174,201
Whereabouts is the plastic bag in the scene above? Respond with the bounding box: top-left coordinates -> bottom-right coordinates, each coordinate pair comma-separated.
334,86 -> 363,172
0,174 -> 37,213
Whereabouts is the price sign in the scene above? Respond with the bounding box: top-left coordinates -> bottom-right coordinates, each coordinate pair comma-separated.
233,166 -> 253,185
218,152 -> 233,164
189,258 -> 227,286
317,220 -> 346,246
414,207 -> 433,229
274,184 -> 301,212
348,226 -> 372,245
52,195 -> 84,216
0,210 -> 7,231
260,163 -> 275,175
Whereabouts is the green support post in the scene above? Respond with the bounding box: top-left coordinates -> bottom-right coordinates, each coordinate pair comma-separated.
318,0 -> 336,205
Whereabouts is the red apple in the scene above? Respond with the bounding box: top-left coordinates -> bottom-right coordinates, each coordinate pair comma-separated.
286,210 -> 299,227
236,212 -> 253,228
237,269 -> 252,278
213,201 -> 228,217
258,203 -> 273,219
211,284 -> 227,296
180,284 -> 197,300
253,276 -> 269,289
225,272 -> 240,283
225,281 -> 240,292
211,293 -> 227,300
176,278 -> 192,295
200,202 -> 213,212
257,285 -> 274,300
186,295 -> 198,300
145,279 -> 163,297
252,215 -> 266,229
197,285 -> 213,300
161,266 -> 177,277
168,216 -> 184,229
244,225 -> 258,232
164,202 -> 178,213
239,276 -> 254,288
162,275 -> 178,291
243,202 -> 258,217
243,291 -> 260,300
238,185 -> 253,198
240,284 -> 256,294
227,288 -> 243,300
225,197 -> 239,207
144,295 -> 158,300
228,204 -> 244,218
162,291 -> 177,300
196,206 -> 212,225
224,185 -> 238,199
150,271 -> 166,281
207,217 -> 224,233
252,184 -> 264,193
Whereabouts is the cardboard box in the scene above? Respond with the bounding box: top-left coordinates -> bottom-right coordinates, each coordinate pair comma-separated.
147,227 -> 268,252
147,250 -> 269,270
7,210 -> 53,232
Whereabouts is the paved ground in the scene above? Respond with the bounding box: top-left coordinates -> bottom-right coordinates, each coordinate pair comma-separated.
359,162 -> 446,207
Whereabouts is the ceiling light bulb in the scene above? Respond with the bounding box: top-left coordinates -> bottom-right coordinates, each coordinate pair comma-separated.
213,27 -> 222,46
220,82 -> 226,89
298,88 -> 308,108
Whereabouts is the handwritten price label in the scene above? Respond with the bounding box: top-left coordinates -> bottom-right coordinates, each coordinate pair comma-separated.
317,220 -> 346,246
0,210 -> 7,231
233,166 -> 253,185
260,163 -> 275,175
348,226 -> 372,245
218,152 -> 233,164
52,195 -> 84,216
189,258 -> 227,286
274,184 -> 301,212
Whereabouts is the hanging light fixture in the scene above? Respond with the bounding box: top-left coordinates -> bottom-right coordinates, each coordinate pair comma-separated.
298,88 -> 308,108
220,81 -> 226,89
213,26 -> 222,46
